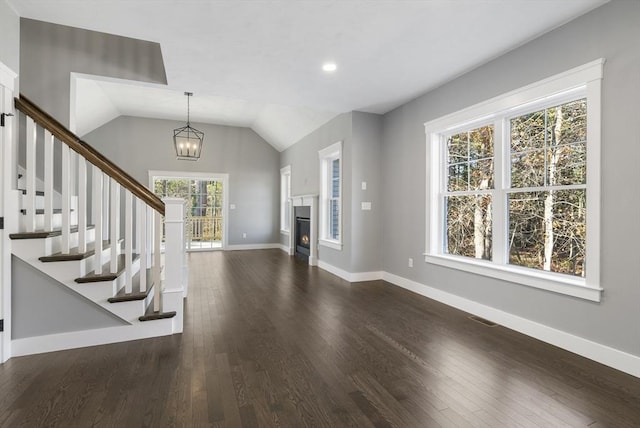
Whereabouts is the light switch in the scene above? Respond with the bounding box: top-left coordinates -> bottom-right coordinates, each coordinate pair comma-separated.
361,181 -> 367,190
230,204 -> 236,210
361,202 -> 371,211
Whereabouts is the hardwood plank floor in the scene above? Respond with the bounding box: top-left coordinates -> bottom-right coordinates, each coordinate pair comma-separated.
1,249 -> 639,427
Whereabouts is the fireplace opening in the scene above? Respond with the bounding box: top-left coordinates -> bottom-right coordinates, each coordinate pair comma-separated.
295,216 -> 311,261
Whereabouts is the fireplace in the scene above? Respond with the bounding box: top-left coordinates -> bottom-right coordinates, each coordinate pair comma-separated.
289,195 -> 318,265
294,206 -> 311,260
295,216 -> 311,260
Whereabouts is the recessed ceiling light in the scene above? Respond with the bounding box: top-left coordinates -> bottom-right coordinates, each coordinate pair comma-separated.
322,62 -> 337,72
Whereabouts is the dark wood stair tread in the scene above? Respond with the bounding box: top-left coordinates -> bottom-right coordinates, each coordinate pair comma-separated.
39,240 -> 112,262
10,225 -> 94,240
75,253 -> 140,283
20,189 -> 45,196
108,269 -> 154,303
139,311 -> 176,321
20,208 -> 70,215
139,290 -> 175,321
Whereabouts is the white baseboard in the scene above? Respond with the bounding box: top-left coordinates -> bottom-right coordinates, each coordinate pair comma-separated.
382,272 -> 640,379
317,260 -> 383,282
226,243 -> 282,251
317,260 -> 351,281
350,271 -> 384,282
12,320 -> 176,357
278,244 -> 289,253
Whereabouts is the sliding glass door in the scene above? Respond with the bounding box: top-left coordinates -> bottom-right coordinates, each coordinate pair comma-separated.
152,175 -> 226,250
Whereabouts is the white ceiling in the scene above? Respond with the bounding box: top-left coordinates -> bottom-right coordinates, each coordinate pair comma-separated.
10,0 -> 607,151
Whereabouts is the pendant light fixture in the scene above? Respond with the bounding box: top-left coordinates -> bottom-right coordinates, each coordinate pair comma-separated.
173,92 -> 204,161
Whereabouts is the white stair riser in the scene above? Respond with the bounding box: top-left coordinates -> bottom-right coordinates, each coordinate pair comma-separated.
73,257 -> 141,303
13,243 -> 125,283
104,299 -> 147,324
19,211 -> 79,232
19,190 -> 73,208
11,229 -> 96,258
74,280 -> 119,303
20,193 -> 64,210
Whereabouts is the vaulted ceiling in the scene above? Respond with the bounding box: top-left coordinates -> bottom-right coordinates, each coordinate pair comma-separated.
9,0 -> 607,151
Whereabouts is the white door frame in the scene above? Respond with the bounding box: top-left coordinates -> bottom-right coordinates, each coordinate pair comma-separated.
0,61 -> 18,363
149,170 -> 229,250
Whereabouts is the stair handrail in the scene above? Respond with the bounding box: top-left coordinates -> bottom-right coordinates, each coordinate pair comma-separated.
14,94 -> 165,215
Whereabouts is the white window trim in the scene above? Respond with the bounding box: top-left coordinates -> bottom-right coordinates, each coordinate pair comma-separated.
318,141 -> 343,250
424,59 -> 604,302
280,165 -> 291,234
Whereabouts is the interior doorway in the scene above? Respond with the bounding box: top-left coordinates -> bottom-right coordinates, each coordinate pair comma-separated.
149,171 -> 229,251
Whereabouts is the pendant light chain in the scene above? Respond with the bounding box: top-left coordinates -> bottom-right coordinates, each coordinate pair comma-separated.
185,91 -> 193,126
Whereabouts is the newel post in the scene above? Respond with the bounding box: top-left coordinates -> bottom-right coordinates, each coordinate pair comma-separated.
162,197 -> 187,333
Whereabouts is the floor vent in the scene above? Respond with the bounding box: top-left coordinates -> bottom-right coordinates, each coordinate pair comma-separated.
469,315 -> 498,327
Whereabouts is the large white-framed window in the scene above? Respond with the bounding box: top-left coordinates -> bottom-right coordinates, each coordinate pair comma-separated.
319,141 -> 342,250
425,59 -> 603,302
280,165 -> 291,233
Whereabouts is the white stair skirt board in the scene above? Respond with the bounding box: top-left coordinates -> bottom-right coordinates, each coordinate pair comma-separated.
381,272 -> 640,379
11,318 -> 177,357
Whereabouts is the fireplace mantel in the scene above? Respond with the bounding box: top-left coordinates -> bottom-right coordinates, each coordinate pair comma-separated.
288,194 -> 318,266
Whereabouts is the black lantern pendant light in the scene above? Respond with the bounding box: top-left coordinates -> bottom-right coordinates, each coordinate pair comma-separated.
173,92 -> 204,160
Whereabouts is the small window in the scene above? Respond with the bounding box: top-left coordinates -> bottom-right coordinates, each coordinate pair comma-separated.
319,141 -> 342,250
280,165 -> 291,233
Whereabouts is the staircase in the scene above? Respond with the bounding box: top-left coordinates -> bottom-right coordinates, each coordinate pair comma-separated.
4,95 -> 186,357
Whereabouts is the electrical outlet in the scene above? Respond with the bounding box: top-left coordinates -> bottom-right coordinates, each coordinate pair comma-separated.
242,232 -> 247,239
408,258 -> 413,268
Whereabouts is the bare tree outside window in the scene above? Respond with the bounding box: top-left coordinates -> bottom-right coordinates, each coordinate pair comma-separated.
508,99 -> 587,276
445,125 -> 494,260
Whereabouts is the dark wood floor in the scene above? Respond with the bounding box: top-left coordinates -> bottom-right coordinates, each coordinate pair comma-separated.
0,250 -> 638,427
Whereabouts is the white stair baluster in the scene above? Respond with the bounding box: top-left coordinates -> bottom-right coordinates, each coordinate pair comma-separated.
92,166 -> 103,274
153,210 -> 161,312
43,130 -> 54,231
124,191 -> 133,293
110,179 -> 120,273
77,155 -> 87,253
103,174 -> 110,242
25,117 -> 36,232
61,145 -> 71,253
138,200 -> 147,292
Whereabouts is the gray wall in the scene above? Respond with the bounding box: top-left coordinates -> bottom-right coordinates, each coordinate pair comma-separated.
12,256 -> 125,339
280,111 -> 384,273
84,116 -> 280,246
381,0 -> 640,356
280,113 -> 353,271
350,112 -> 382,273
0,1 -> 19,75
20,18 -> 166,128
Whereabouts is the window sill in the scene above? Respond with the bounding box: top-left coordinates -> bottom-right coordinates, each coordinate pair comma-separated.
424,253 -> 602,302
319,239 -> 342,251
280,229 -> 290,235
